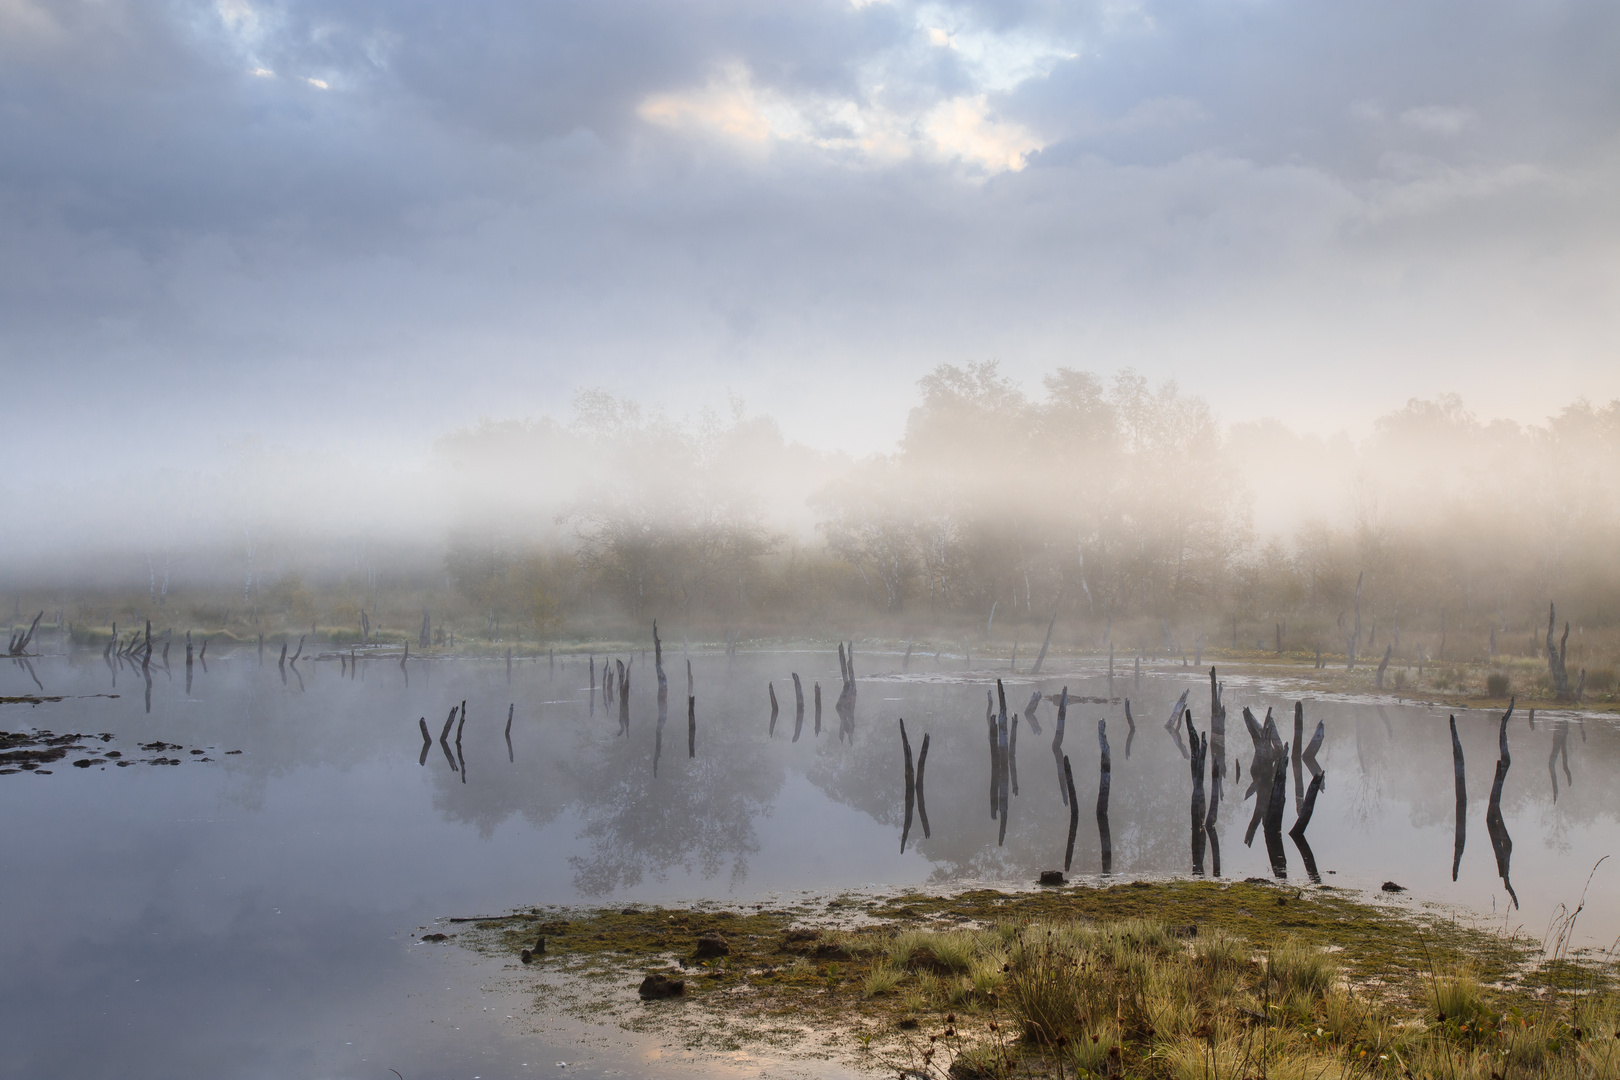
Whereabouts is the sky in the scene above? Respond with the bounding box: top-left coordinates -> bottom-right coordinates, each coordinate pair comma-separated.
4,0 -> 1620,486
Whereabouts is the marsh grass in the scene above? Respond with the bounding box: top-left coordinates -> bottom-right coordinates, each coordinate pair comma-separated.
463,882 -> 1620,1079
863,962 -> 903,998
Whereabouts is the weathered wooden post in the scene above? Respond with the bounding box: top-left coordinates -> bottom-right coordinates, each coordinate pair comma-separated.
791,673 -> 805,742
899,719 -> 916,853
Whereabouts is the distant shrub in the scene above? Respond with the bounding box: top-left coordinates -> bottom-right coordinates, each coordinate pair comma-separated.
1588,668 -> 1617,694
1393,669 -> 1408,690
1486,671 -> 1510,697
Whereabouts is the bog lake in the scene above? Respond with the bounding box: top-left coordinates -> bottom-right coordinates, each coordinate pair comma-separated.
2,642 -> 1615,1079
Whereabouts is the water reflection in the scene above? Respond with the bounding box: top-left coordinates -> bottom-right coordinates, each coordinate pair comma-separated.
1095,718 -> 1112,874
1487,702 -> 1518,909
7,646 -> 1615,932
1450,716 -> 1467,881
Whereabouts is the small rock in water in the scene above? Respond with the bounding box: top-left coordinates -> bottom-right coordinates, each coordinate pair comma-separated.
638,973 -> 685,999
1381,881 -> 1407,893
693,932 -> 730,959
1037,871 -> 1066,886
422,933 -> 449,942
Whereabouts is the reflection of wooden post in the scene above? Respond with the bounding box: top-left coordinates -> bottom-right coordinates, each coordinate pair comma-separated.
915,733 -> 931,838
996,680 -> 1010,846
1095,720 -> 1111,874
813,682 -> 821,736
768,682 -> 779,737
899,719 -> 915,852
1063,754 -> 1079,871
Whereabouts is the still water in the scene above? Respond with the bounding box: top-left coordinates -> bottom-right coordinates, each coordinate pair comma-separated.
2,642 -> 1615,1078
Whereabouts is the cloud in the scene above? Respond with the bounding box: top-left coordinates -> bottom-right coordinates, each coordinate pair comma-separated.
1399,105 -> 1477,135
0,0 -> 1618,495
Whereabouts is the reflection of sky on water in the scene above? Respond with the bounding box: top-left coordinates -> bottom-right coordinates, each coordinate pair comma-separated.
3,647 -> 1617,1077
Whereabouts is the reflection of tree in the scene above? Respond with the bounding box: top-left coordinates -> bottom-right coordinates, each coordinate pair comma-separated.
568,743 -> 782,895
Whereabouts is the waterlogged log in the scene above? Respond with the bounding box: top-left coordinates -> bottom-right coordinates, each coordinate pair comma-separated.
814,682 -> 822,736
505,703 -> 515,763
1208,668 -> 1226,782
1123,698 -> 1136,759
688,693 -> 697,759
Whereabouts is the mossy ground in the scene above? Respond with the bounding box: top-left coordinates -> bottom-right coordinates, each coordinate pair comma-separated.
448,880 -> 1617,1078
